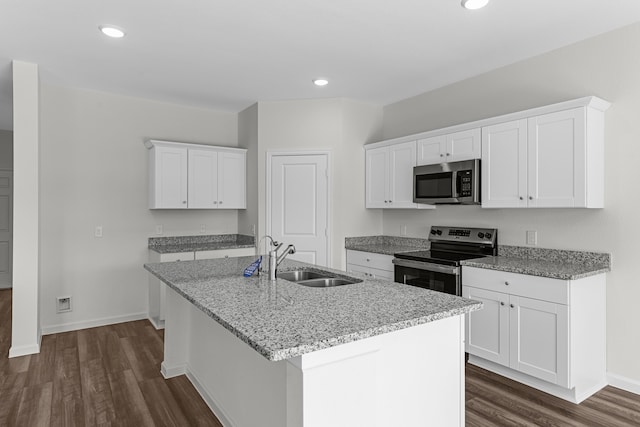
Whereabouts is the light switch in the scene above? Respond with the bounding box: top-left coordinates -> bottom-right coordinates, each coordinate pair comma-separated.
95,225 -> 103,238
526,230 -> 537,246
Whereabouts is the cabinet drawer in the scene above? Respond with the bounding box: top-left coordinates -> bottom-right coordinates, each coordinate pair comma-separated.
346,250 -> 394,271
462,266 -> 568,305
195,247 -> 255,260
160,251 -> 195,262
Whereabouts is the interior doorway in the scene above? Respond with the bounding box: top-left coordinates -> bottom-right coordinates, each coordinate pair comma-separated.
267,152 -> 330,267
0,170 -> 12,289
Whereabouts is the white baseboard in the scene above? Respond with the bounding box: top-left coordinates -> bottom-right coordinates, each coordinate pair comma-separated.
185,367 -> 235,427
148,315 -> 165,330
41,312 -> 148,335
9,338 -> 41,358
607,372 -> 640,395
161,361 -> 187,379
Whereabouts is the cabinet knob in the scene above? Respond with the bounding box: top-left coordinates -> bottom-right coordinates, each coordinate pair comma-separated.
529,196 -> 533,200
366,258 -> 370,262
500,302 -> 505,306
519,196 -> 523,200
446,153 -> 450,156
219,200 -> 223,204
440,154 -> 444,157
389,200 -> 392,203
213,201 -> 218,204
182,201 -> 187,204
510,304 -> 514,308
505,281 -> 509,286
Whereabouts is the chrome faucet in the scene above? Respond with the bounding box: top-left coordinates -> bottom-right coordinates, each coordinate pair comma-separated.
269,243 -> 296,280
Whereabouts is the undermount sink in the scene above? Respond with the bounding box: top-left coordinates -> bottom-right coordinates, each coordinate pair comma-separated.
277,270 -> 327,282
296,278 -> 360,287
277,269 -> 361,287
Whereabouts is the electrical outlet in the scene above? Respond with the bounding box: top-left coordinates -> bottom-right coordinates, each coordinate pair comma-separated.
200,224 -> 206,234
94,225 -> 103,238
526,230 -> 537,246
56,296 -> 72,313
155,224 -> 163,235
251,224 -> 256,236
401,225 -> 407,236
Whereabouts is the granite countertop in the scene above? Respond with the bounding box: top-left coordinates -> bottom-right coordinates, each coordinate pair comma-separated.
345,235 -> 429,256
149,234 -> 255,254
144,256 -> 481,362
460,245 -> 611,280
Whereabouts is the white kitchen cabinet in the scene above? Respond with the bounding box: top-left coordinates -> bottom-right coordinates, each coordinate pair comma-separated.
365,141 -> 420,209
417,128 -> 481,165
195,247 -> 255,260
462,266 -> 605,403
147,140 -> 246,209
148,251 -> 195,329
346,250 -> 394,280
148,144 -> 189,209
482,105 -> 604,208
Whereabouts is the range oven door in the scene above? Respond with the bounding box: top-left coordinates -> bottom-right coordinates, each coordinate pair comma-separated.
393,258 -> 461,296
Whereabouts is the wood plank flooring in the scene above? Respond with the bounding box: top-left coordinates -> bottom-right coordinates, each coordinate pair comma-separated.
1,288 -> 639,426
0,289 -> 223,426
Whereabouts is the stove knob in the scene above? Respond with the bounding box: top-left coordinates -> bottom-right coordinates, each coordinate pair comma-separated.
430,229 -> 437,235
486,233 -> 492,239
436,230 -> 442,235
477,232 -> 485,239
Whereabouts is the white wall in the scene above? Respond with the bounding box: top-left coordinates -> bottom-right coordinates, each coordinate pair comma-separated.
254,98 -> 383,269
381,23 -> 640,384
238,103 -> 259,239
38,84 -> 239,333
0,130 -> 12,170
10,61 -> 40,357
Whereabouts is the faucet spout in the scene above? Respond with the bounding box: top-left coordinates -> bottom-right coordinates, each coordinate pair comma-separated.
269,243 -> 296,280
277,244 -> 296,266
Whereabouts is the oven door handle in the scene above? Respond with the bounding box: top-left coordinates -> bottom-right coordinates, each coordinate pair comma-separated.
393,258 -> 460,275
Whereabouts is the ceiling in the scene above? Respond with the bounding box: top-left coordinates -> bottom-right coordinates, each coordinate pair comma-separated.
1,0 -> 640,131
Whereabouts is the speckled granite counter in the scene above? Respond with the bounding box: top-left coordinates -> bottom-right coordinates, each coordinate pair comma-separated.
144,256 -> 481,361
149,234 -> 254,254
345,235 -> 429,256
461,245 -> 611,280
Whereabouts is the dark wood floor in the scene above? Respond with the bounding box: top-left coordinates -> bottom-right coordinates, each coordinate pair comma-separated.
2,289 -> 639,426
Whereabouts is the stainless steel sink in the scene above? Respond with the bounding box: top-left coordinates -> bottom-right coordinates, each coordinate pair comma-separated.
277,269 -> 362,287
277,270 -> 327,282
295,278 -> 361,287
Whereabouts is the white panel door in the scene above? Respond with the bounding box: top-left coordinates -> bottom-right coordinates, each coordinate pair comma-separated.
528,108 -> 586,208
157,145 -> 188,208
217,150 -> 246,209
188,148 -> 218,209
365,146 -> 389,208
270,154 -> 329,266
446,128 -> 481,162
463,286 -> 510,366
416,136 -> 445,165
509,295 -> 569,386
481,120 -> 528,208
388,141 -> 417,208
0,172 -> 12,288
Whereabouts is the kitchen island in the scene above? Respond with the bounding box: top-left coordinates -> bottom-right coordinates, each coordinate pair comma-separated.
144,256 -> 481,427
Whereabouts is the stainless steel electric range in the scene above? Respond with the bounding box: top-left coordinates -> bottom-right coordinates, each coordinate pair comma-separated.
393,226 -> 498,296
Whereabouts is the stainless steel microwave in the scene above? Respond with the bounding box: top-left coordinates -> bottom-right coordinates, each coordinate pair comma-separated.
413,159 -> 480,204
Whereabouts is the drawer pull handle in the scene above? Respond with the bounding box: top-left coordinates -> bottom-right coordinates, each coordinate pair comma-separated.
505,281 -> 509,286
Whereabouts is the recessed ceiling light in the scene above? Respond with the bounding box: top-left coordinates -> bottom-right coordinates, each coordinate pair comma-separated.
99,25 -> 126,38
313,79 -> 329,87
461,0 -> 489,10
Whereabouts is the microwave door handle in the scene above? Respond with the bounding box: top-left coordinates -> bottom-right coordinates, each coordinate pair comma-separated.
452,170 -> 460,198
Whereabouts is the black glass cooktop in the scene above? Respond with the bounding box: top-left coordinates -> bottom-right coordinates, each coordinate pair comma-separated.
394,250 -> 486,266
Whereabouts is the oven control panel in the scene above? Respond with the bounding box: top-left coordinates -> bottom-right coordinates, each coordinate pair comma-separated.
429,226 -> 497,245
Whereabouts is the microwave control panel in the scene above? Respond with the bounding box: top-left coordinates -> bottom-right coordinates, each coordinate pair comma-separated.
458,170 -> 472,197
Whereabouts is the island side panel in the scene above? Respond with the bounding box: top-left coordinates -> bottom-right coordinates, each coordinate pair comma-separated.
161,285 -> 190,378
285,315 -> 465,427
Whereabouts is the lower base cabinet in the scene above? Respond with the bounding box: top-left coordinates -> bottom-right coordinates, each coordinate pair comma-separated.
148,247 -> 255,329
346,250 -> 394,281
462,266 -> 606,403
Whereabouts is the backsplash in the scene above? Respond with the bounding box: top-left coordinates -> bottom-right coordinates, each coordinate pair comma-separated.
499,245 -> 611,267
149,234 -> 254,249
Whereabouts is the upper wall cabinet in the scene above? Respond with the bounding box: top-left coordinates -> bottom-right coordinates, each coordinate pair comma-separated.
417,128 -> 481,165
366,141 -> 420,209
482,104 -> 605,208
146,140 -> 247,209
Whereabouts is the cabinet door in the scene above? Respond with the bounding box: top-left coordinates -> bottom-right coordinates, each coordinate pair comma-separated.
365,147 -> 389,208
463,286 -> 510,366
417,136 -> 445,165
217,150 -> 247,209
481,120 -> 528,208
188,148 -> 218,209
509,296 -> 569,386
527,108 -> 586,208
388,141 -> 417,208
446,128 -> 481,162
152,146 -> 188,209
